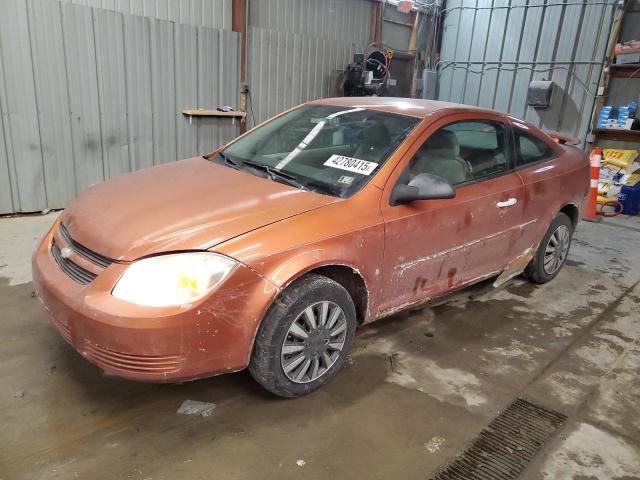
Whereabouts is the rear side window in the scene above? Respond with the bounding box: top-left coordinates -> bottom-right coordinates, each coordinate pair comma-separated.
515,129 -> 556,166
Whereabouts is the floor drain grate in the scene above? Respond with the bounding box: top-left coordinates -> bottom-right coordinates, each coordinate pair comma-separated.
429,398 -> 567,480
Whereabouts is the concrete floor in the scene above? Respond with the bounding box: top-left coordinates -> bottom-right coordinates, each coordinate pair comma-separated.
1,212 -> 639,480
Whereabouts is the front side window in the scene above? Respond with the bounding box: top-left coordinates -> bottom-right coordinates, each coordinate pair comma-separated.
407,120 -> 509,186
219,105 -> 420,197
515,129 -> 556,166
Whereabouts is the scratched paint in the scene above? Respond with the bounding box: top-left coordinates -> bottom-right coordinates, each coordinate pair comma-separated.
396,220 -> 538,276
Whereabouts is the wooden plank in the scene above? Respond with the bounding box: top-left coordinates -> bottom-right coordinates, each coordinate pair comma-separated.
181,110 -> 245,118
594,129 -> 640,142
610,64 -> 640,78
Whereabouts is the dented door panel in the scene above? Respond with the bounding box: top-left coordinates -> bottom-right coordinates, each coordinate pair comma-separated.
457,173 -> 524,284
379,195 -> 473,315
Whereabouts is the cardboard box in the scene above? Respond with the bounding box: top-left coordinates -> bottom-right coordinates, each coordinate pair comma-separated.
616,53 -> 640,64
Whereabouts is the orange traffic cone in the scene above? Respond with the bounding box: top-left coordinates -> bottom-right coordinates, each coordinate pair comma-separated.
583,147 -> 602,222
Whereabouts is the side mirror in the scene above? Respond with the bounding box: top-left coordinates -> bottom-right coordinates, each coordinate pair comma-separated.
390,173 -> 455,206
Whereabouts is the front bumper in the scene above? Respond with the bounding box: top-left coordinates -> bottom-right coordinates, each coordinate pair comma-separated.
32,222 -> 279,382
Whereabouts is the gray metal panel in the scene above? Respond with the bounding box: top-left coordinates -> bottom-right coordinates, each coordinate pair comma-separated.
150,18 -> 176,164
0,0 -> 238,213
61,2 -> 105,192
197,25 -> 220,153
492,0 -> 527,113
563,3 -> 605,137
190,0 -> 203,26
575,2 -> 613,142
463,0 -> 492,106
0,72 -> 14,213
175,22 -> 198,159
382,22 -> 411,51
437,1 -> 616,142
246,22 -> 367,126
94,8 -> 130,178
27,0 -> 76,209
450,0 -> 476,104
123,13 -> 154,170
59,0 -> 232,29
248,0 -> 371,45
299,32 -> 311,105
266,28 -> 279,119
539,2 -> 584,132
524,1 -> 564,125
477,0 -> 510,109
218,29 -> 240,147
509,0 -> 544,120
437,0 -> 462,101
0,0 -> 46,212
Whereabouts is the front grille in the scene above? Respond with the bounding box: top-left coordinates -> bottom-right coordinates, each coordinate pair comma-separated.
51,240 -> 97,285
83,342 -> 183,374
59,223 -> 113,268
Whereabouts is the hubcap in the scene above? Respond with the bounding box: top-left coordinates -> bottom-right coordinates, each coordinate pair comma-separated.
280,301 -> 347,384
543,225 -> 571,275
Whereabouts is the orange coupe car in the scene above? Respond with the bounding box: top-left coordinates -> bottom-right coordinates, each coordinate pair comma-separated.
33,97 -> 589,397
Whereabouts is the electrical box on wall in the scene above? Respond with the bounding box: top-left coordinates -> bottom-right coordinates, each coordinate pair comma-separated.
418,69 -> 438,100
527,80 -> 555,108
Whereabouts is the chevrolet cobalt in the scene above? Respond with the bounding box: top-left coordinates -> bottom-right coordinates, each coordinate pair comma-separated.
33,98 -> 589,397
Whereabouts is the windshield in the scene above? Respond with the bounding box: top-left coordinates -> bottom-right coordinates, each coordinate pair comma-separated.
217,105 -> 420,197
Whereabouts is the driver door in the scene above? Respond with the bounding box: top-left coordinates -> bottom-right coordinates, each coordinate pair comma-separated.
377,115 -> 523,316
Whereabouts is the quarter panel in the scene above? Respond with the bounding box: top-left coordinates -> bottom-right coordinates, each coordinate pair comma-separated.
517,147 -> 590,250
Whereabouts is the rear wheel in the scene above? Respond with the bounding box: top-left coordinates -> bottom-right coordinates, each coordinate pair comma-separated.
249,274 -> 356,397
525,212 -> 573,284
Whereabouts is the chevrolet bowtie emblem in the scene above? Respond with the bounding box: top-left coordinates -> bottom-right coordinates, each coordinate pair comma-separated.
60,247 -> 73,259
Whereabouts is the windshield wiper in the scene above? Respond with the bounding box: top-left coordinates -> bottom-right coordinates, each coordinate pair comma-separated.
240,160 -> 308,190
215,156 -> 338,196
216,151 -> 240,169
302,180 -> 343,197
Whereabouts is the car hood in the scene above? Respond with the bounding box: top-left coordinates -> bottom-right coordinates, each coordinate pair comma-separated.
61,157 -> 338,261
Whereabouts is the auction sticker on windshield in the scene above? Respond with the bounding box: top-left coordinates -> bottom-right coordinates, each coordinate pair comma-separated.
324,155 -> 379,176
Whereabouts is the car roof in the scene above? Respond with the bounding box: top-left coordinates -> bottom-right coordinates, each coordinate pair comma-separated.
307,96 -> 497,118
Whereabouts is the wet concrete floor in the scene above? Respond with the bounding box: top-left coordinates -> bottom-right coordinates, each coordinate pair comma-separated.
1,213 -> 639,479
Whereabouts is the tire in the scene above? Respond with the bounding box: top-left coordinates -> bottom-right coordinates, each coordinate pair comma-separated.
524,212 -> 574,284
249,274 -> 357,398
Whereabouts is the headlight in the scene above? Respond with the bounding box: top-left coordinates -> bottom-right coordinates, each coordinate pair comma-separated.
112,253 -> 237,307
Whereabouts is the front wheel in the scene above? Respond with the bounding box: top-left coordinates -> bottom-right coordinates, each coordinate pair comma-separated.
524,212 -> 573,284
249,274 -> 357,397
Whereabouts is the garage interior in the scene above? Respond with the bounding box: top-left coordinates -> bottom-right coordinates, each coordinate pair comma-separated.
1,0 -> 640,479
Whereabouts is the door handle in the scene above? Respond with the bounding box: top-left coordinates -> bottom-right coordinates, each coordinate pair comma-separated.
496,198 -> 518,208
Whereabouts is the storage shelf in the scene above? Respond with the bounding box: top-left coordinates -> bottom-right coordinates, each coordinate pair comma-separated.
182,108 -> 246,118
594,129 -> 640,142
609,63 -> 640,78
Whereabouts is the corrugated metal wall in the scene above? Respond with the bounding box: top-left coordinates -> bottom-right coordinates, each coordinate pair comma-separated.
247,0 -> 373,125
437,0 -> 616,142
0,0 -> 239,214
57,0 -> 232,29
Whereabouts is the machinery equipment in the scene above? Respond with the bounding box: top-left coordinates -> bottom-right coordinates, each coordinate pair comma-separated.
339,51 -> 390,97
